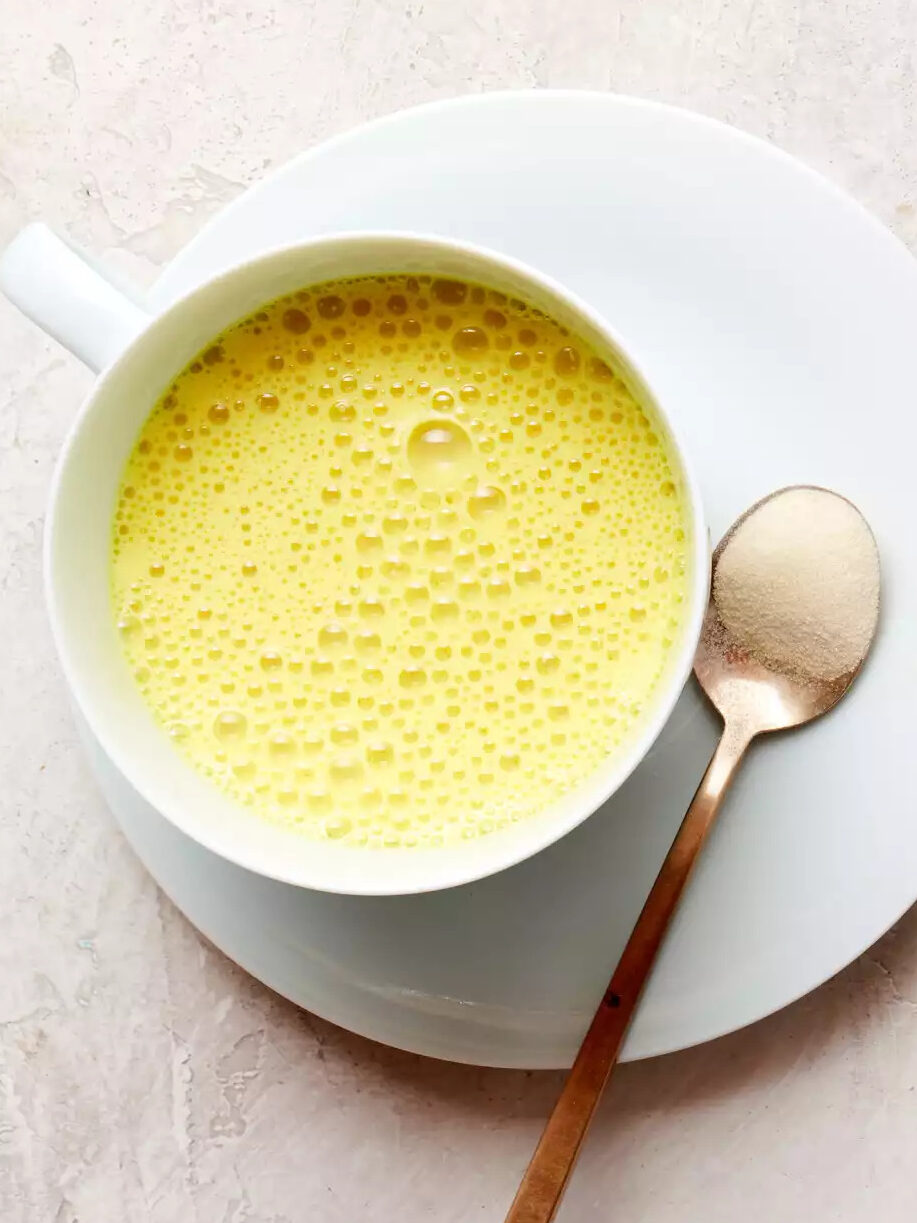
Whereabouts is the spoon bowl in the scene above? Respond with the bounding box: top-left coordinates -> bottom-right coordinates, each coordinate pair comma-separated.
697,485 -> 881,737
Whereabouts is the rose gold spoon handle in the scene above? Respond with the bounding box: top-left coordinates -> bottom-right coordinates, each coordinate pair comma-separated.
504,718 -> 754,1223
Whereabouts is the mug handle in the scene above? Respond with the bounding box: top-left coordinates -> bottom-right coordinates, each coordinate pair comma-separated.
0,223 -> 151,373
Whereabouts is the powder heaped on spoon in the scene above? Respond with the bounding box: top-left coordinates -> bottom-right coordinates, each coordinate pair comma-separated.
713,488 -> 879,681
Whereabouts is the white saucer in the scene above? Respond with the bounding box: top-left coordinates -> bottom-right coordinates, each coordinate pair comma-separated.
98,91 -> 917,1067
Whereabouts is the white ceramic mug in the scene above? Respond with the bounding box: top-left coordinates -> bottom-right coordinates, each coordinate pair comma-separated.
0,222 -> 708,895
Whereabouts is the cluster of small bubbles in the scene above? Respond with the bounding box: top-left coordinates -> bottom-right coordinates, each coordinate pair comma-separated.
111,271 -> 691,849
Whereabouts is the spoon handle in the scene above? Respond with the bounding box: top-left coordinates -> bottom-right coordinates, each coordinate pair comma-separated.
504,718 -> 754,1223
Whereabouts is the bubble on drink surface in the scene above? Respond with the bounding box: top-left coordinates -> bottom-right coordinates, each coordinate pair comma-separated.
407,419 -> 473,483
467,485 -> 506,519
213,711 -> 247,741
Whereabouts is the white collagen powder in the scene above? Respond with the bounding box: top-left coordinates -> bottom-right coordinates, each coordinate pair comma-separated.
713,488 -> 880,681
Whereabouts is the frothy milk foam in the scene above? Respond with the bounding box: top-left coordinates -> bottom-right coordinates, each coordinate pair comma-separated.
111,275 -> 690,848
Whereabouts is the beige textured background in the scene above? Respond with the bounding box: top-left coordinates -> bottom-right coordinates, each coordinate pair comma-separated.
2,2 -> 917,1220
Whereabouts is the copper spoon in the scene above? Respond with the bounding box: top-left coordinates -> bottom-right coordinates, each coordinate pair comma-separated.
504,486 -> 881,1223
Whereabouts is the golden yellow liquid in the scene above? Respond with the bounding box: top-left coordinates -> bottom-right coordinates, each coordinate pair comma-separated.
111,275 -> 690,848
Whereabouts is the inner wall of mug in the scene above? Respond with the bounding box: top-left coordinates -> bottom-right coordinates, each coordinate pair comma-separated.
47,235 -> 705,893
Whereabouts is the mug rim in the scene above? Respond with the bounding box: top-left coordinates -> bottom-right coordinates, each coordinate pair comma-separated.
43,230 -> 709,895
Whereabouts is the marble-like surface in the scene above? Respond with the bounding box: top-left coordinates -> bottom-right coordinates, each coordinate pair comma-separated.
2,2 -> 917,1219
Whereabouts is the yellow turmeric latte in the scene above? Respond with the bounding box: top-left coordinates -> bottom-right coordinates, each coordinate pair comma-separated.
111,275 -> 690,848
